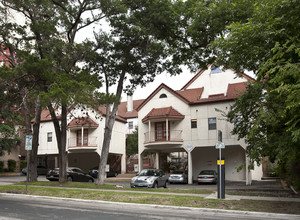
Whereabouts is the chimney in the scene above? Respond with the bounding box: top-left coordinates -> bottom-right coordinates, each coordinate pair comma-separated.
127,95 -> 133,112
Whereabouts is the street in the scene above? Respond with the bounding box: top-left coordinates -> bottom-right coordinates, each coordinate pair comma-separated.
0,193 -> 294,220
0,175 -> 298,220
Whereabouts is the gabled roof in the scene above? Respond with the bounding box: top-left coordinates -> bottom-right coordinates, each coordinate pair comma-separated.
118,99 -> 145,119
137,81 -> 250,111
136,83 -> 191,111
39,109 -> 61,122
142,106 -> 185,122
68,116 -> 98,128
181,67 -> 255,90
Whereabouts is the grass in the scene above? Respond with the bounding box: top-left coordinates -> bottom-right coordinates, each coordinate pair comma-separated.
0,182 -> 300,215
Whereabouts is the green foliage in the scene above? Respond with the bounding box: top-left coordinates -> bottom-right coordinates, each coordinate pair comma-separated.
126,127 -> 138,156
7,159 -> 16,172
217,0 -> 300,188
0,161 -> 4,172
20,160 -> 27,170
170,0 -> 255,71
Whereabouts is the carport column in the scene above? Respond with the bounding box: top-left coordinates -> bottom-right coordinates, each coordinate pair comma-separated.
155,152 -> 160,169
138,152 -> 143,172
188,151 -> 193,184
246,154 -> 252,185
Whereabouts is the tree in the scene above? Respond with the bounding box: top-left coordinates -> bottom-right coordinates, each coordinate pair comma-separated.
126,127 -> 138,157
90,0 -> 182,185
1,0 -> 103,183
214,0 -> 300,188
168,0 -> 254,72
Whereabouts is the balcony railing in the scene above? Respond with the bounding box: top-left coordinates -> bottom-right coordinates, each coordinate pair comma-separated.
144,130 -> 183,143
68,136 -> 98,148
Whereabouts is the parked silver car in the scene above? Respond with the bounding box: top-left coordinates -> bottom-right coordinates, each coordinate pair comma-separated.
197,170 -> 217,184
130,169 -> 167,188
168,170 -> 188,184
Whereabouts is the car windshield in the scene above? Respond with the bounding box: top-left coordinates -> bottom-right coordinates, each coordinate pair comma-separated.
138,170 -> 155,176
200,170 -> 215,175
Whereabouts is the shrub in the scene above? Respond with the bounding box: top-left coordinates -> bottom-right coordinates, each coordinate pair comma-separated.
20,160 -> 27,170
7,159 -> 16,172
0,161 -> 4,172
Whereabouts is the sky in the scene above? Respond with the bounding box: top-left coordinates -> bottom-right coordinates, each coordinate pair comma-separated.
124,68 -> 196,102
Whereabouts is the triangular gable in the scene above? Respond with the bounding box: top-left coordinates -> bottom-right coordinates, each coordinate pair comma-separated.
181,66 -> 255,91
136,83 -> 190,112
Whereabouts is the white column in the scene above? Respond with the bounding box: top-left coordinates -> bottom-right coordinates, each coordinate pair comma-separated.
155,152 -> 159,169
188,151 -> 193,184
81,127 -> 84,146
148,121 -> 151,142
245,154 -> 252,185
166,118 -> 169,140
121,155 -> 126,174
138,152 -> 143,173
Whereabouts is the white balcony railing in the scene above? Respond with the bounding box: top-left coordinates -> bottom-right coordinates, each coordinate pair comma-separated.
68,136 -> 98,148
144,130 -> 183,143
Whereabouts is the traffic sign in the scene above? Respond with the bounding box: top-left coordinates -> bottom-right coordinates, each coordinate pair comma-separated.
25,135 -> 32,150
215,142 -> 225,149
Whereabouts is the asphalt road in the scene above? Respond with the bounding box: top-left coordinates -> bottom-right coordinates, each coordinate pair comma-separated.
0,175 -> 298,220
0,193 -> 294,220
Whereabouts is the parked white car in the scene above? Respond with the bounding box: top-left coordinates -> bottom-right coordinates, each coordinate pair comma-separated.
168,170 -> 188,184
130,169 -> 168,188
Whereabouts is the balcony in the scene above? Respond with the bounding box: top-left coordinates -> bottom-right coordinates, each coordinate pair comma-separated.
68,136 -> 98,152
144,130 -> 183,147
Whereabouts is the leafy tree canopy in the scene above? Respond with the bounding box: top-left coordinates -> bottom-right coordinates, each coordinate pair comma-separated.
215,0 -> 300,188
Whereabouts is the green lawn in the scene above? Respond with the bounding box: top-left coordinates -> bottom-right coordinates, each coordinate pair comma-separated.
0,182 -> 299,215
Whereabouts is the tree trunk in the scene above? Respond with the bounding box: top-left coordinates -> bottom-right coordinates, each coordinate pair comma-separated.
28,95 -> 42,182
48,103 -> 68,183
96,71 -> 125,185
22,91 -> 42,182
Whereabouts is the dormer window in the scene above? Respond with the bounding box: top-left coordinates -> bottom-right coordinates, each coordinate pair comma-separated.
159,93 -> 167,98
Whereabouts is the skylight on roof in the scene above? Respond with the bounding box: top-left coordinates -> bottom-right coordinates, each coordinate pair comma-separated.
211,67 -> 222,74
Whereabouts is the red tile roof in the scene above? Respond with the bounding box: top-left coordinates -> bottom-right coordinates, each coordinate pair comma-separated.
137,81 -> 251,111
39,109 -> 61,122
118,99 -> 145,119
176,88 -> 204,103
68,116 -> 98,128
142,106 -> 185,122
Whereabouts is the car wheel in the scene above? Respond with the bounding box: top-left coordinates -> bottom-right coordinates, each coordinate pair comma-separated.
163,181 -> 167,188
88,178 -> 94,183
67,176 -> 73,182
114,172 -> 118,177
153,181 -> 158,188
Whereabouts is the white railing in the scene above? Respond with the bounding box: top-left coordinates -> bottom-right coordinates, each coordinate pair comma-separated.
144,130 -> 183,143
68,136 -> 98,148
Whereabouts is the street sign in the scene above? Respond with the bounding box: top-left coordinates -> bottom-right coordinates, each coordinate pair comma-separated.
185,143 -> 193,152
215,142 -> 225,149
25,135 -> 33,150
217,160 -> 225,165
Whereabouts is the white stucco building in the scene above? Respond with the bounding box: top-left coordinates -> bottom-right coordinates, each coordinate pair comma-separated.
37,106 -> 127,173
137,67 -> 262,185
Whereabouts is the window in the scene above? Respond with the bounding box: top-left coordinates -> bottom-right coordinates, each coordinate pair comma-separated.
210,67 -> 222,74
128,121 -> 133,129
159,93 -> 167,98
191,119 -> 197,128
208,117 -> 216,130
47,132 -> 52,142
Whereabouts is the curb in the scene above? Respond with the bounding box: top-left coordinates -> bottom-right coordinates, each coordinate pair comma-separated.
1,192 -> 300,220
